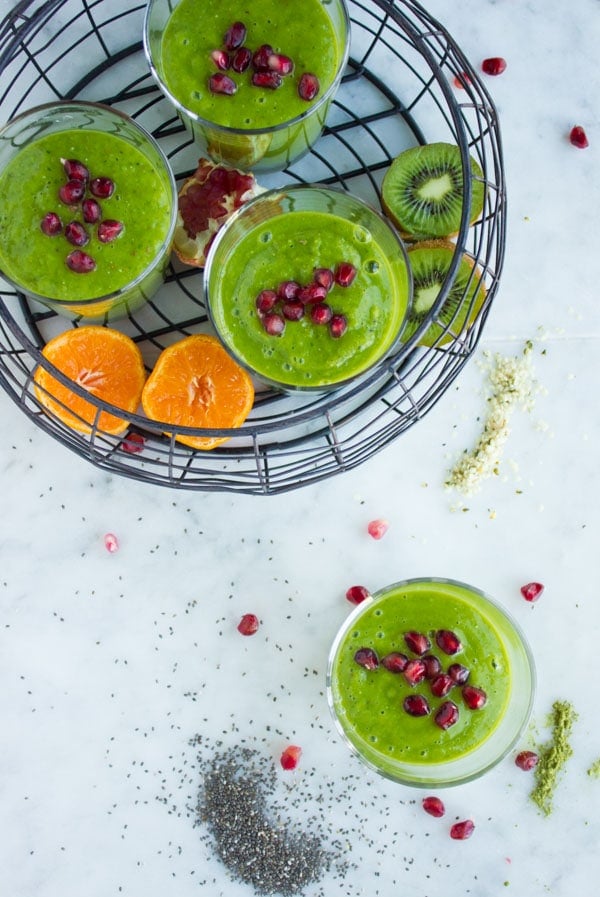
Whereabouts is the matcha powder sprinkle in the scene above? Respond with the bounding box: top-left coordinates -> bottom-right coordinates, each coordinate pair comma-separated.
530,700 -> 578,816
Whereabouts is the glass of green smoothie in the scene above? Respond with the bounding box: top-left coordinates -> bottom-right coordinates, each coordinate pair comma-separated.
327,578 -> 535,787
203,184 -> 413,392
0,101 -> 177,322
143,0 -> 350,171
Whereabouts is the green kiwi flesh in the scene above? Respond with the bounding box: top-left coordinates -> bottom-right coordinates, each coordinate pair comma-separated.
404,240 -> 486,347
381,143 -> 485,239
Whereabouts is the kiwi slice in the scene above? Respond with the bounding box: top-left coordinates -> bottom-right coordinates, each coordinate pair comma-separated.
403,240 -> 486,347
381,143 -> 485,239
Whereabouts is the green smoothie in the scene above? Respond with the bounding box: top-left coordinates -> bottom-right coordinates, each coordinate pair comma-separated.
0,130 -> 173,304
328,580 -> 533,783
208,208 -> 410,389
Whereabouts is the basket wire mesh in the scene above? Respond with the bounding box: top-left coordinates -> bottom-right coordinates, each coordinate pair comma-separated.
0,0 -> 506,494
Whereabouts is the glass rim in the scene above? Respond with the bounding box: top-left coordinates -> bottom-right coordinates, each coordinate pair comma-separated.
0,99 -> 178,308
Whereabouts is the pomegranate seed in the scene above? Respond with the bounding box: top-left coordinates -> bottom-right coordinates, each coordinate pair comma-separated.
367,519 -> 388,540
231,47 -> 252,73
90,176 -> 115,199
569,125 -> 589,149
403,694 -> 430,717
104,533 -> 119,553
300,283 -> 328,304
282,300 -> 304,321
224,21 -> 246,51
462,685 -> 487,710
354,647 -> 379,670
430,673 -> 454,698
58,179 -> 85,205
211,48 -> 230,70
237,613 -> 259,636
422,655 -> 442,679
252,71 -> 283,90
256,289 -> 278,315
381,651 -> 408,673
262,312 -> 285,336
447,663 -> 470,685
345,585 -> 371,605
121,432 -> 145,454
313,267 -> 334,291
298,72 -> 320,101
310,302 -> 333,325
515,750 -> 539,771
520,581 -> 544,602
435,629 -> 462,655
61,158 -> 89,182
329,314 -> 348,339
434,700 -> 459,729
64,220 -> 89,247
450,819 -> 474,840
334,262 -> 357,287
40,212 -> 62,236
82,198 -> 102,224
209,73 -> 237,95
66,249 -> 96,273
98,219 -> 124,243
422,796 -> 445,818
404,631 -> 430,656
481,56 -> 507,76
280,744 -> 302,770
277,280 -> 301,300
268,53 -> 294,75
453,71 -> 471,89
403,658 -> 427,686
252,44 -> 274,71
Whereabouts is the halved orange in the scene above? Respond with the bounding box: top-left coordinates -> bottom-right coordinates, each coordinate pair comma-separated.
141,334 -> 254,450
33,326 -> 146,436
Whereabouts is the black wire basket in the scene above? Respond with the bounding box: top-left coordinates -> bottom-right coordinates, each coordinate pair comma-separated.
0,0 -> 506,494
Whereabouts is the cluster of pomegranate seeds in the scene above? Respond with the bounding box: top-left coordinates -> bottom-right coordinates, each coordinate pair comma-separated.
40,157 -> 122,274
481,56 -> 507,76
237,613 -> 259,636
280,744 -> 302,770
209,21 -> 320,101
345,584 -> 371,605
515,749 -> 539,771
255,261 -> 356,339
450,819 -> 475,840
103,532 -> 119,553
569,126 -> 589,149
520,581 -> 544,602
367,518 -> 388,540
422,795 -> 445,818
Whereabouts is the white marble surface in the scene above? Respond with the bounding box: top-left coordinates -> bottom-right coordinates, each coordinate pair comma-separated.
1,0 -> 599,895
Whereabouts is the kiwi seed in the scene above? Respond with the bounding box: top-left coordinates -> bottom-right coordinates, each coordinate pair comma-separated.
381,142 -> 485,239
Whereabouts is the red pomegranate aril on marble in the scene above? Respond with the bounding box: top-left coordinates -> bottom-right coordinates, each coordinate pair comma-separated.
404,631 -> 431,656
430,673 -> 454,698
481,56 -> 507,76
90,176 -> 115,199
252,71 -> 283,90
231,46 -> 252,73
237,613 -> 259,635
453,71 -> 471,89
335,261 -> 357,287
422,796 -> 445,818
256,288 -> 278,315
59,179 -> 86,205
61,158 -> 89,182
403,658 -> 427,686
520,581 -> 544,602
282,300 -> 304,321
367,518 -> 388,540
82,197 -> 102,225
268,53 -> 294,75
98,219 -> 124,243
310,302 -> 333,325
403,693 -> 430,717
434,700 -> 459,730
252,44 -> 273,71
211,48 -> 231,70
262,312 -> 286,336
224,20 -> 247,51
569,126 -> 589,149
515,750 -> 539,771
277,280 -> 301,300
298,72 -> 320,101
329,314 -> 348,339
450,819 -> 475,840
381,651 -> 408,673
209,72 -> 237,95
65,220 -> 89,247
40,212 -> 62,236
447,663 -> 470,685
354,647 -> 379,670
422,654 -> 442,679
435,629 -> 462,655
66,249 -> 96,273
280,744 -> 302,770
345,584 -> 371,605
121,431 -> 145,454
462,685 -> 487,710
313,267 -> 335,291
